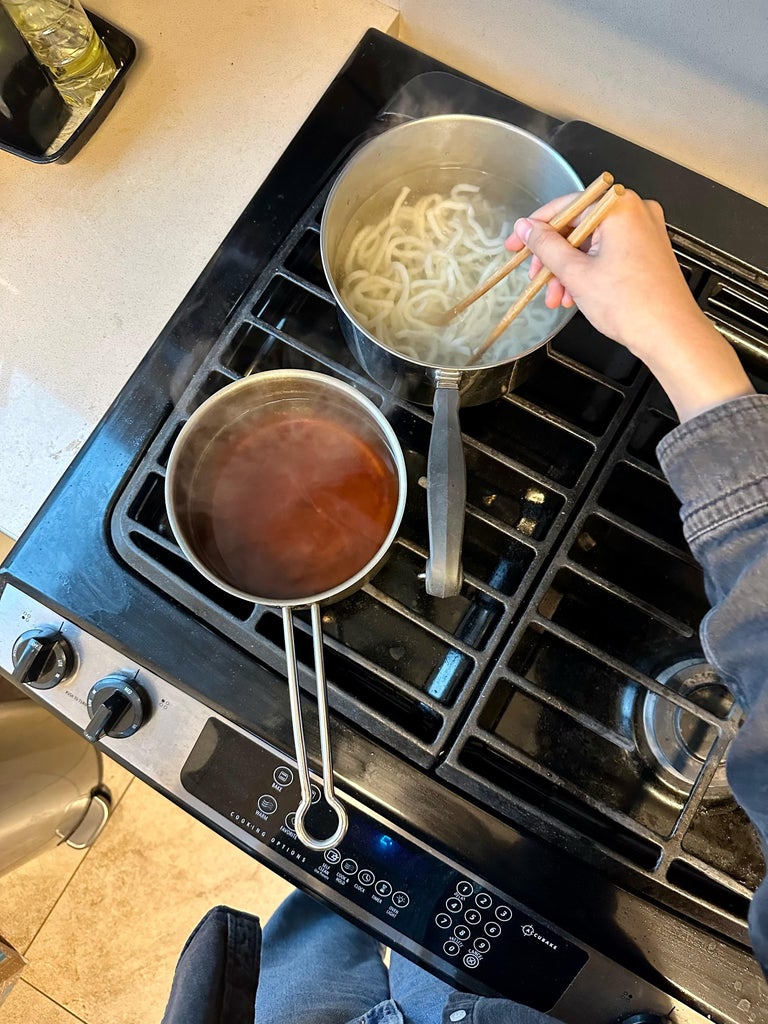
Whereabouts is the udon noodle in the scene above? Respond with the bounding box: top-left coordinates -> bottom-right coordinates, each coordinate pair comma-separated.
339,183 -> 561,367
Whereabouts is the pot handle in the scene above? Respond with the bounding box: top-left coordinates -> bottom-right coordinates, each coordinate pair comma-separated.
282,605 -> 348,852
426,370 -> 466,598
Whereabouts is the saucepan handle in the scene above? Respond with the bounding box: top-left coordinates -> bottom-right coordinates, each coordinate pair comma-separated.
426,370 -> 466,598
282,605 -> 348,852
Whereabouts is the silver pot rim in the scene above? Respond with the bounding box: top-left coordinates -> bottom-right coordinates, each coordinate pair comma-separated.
320,112 -> 583,374
165,369 -> 408,608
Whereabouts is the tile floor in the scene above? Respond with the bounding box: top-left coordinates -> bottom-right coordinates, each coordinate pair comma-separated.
1,531 -> 293,1022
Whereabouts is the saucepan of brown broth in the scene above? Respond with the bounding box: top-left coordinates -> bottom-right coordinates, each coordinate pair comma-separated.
165,370 -> 407,851
321,115 -> 583,599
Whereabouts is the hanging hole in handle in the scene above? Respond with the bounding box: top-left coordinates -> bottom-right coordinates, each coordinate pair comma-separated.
294,796 -> 349,852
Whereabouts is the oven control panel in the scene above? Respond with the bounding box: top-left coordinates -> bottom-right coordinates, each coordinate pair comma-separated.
181,717 -> 588,1010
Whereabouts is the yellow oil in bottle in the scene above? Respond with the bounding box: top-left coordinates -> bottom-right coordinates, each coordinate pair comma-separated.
1,0 -> 115,108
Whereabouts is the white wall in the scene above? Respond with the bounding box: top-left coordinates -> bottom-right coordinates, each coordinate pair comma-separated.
398,0 -> 768,207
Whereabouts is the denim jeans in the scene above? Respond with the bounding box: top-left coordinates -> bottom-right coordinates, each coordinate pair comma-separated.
256,889 -> 456,1024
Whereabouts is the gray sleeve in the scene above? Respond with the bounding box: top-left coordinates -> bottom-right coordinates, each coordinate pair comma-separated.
656,393 -> 768,972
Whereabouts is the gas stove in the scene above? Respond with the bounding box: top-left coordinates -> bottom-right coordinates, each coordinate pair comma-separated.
2,30 -> 768,1024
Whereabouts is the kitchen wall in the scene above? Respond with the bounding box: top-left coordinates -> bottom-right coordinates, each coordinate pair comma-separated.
397,0 -> 768,207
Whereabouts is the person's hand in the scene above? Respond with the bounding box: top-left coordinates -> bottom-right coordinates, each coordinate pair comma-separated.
506,189 -> 754,422
507,190 -> 691,352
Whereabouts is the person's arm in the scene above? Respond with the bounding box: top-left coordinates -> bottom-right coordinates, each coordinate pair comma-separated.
657,393 -> 768,968
511,192 -> 768,967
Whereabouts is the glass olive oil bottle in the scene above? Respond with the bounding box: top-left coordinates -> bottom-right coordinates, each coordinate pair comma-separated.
1,0 -> 115,109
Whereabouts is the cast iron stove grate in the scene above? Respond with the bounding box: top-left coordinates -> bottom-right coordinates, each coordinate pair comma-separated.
111,178 -> 645,769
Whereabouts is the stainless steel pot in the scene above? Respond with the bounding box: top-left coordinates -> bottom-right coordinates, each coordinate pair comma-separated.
0,696 -> 108,874
165,370 -> 407,851
320,114 -> 583,598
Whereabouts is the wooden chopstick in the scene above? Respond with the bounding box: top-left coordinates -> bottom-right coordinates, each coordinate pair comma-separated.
437,171 -> 614,326
467,183 -> 626,366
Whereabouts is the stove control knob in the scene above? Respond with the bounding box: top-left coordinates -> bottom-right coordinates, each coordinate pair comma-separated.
12,627 -> 74,689
85,674 -> 148,743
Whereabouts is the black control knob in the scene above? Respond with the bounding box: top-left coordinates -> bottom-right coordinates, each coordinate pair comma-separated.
85,674 -> 148,743
12,627 -> 74,689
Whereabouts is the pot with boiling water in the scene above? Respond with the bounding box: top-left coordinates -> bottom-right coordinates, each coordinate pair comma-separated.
320,114 -> 583,598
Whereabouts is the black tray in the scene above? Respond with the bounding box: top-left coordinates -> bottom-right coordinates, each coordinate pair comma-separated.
0,10 -> 136,164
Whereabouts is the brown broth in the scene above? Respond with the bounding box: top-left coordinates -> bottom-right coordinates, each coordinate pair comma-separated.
188,408 -> 399,601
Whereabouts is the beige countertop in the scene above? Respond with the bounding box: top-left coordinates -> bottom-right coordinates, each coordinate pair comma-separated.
0,0 -> 398,539
399,1 -> 768,212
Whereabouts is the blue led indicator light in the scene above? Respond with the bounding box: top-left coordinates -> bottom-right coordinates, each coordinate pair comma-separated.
378,834 -> 395,850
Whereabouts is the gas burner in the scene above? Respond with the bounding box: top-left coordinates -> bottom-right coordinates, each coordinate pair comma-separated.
639,656 -> 736,797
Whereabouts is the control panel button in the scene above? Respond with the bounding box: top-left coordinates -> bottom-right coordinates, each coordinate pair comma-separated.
392,891 -> 410,908
341,859 -> 358,876
445,896 -> 463,914
464,908 -> 481,925
463,952 -> 480,969
456,880 -> 474,897
495,904 -> 513,922
443,939 -> 461,957
484,921 -> 501,938
273,766 -> 294,787
435,913 -> 452,929
12,627 -> 74,689
358,869 -> 375,887
473,937 -> 491,953
375,880 -> 392,898
475,892 -> 493,910
453,924 -> 471,941
324,848 -> 341,865
257,795 -> 278,815
284,812 -> 297,831
310,785 -> 322,804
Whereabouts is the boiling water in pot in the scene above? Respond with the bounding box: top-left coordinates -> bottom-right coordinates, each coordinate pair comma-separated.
187,402 -> 400,600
